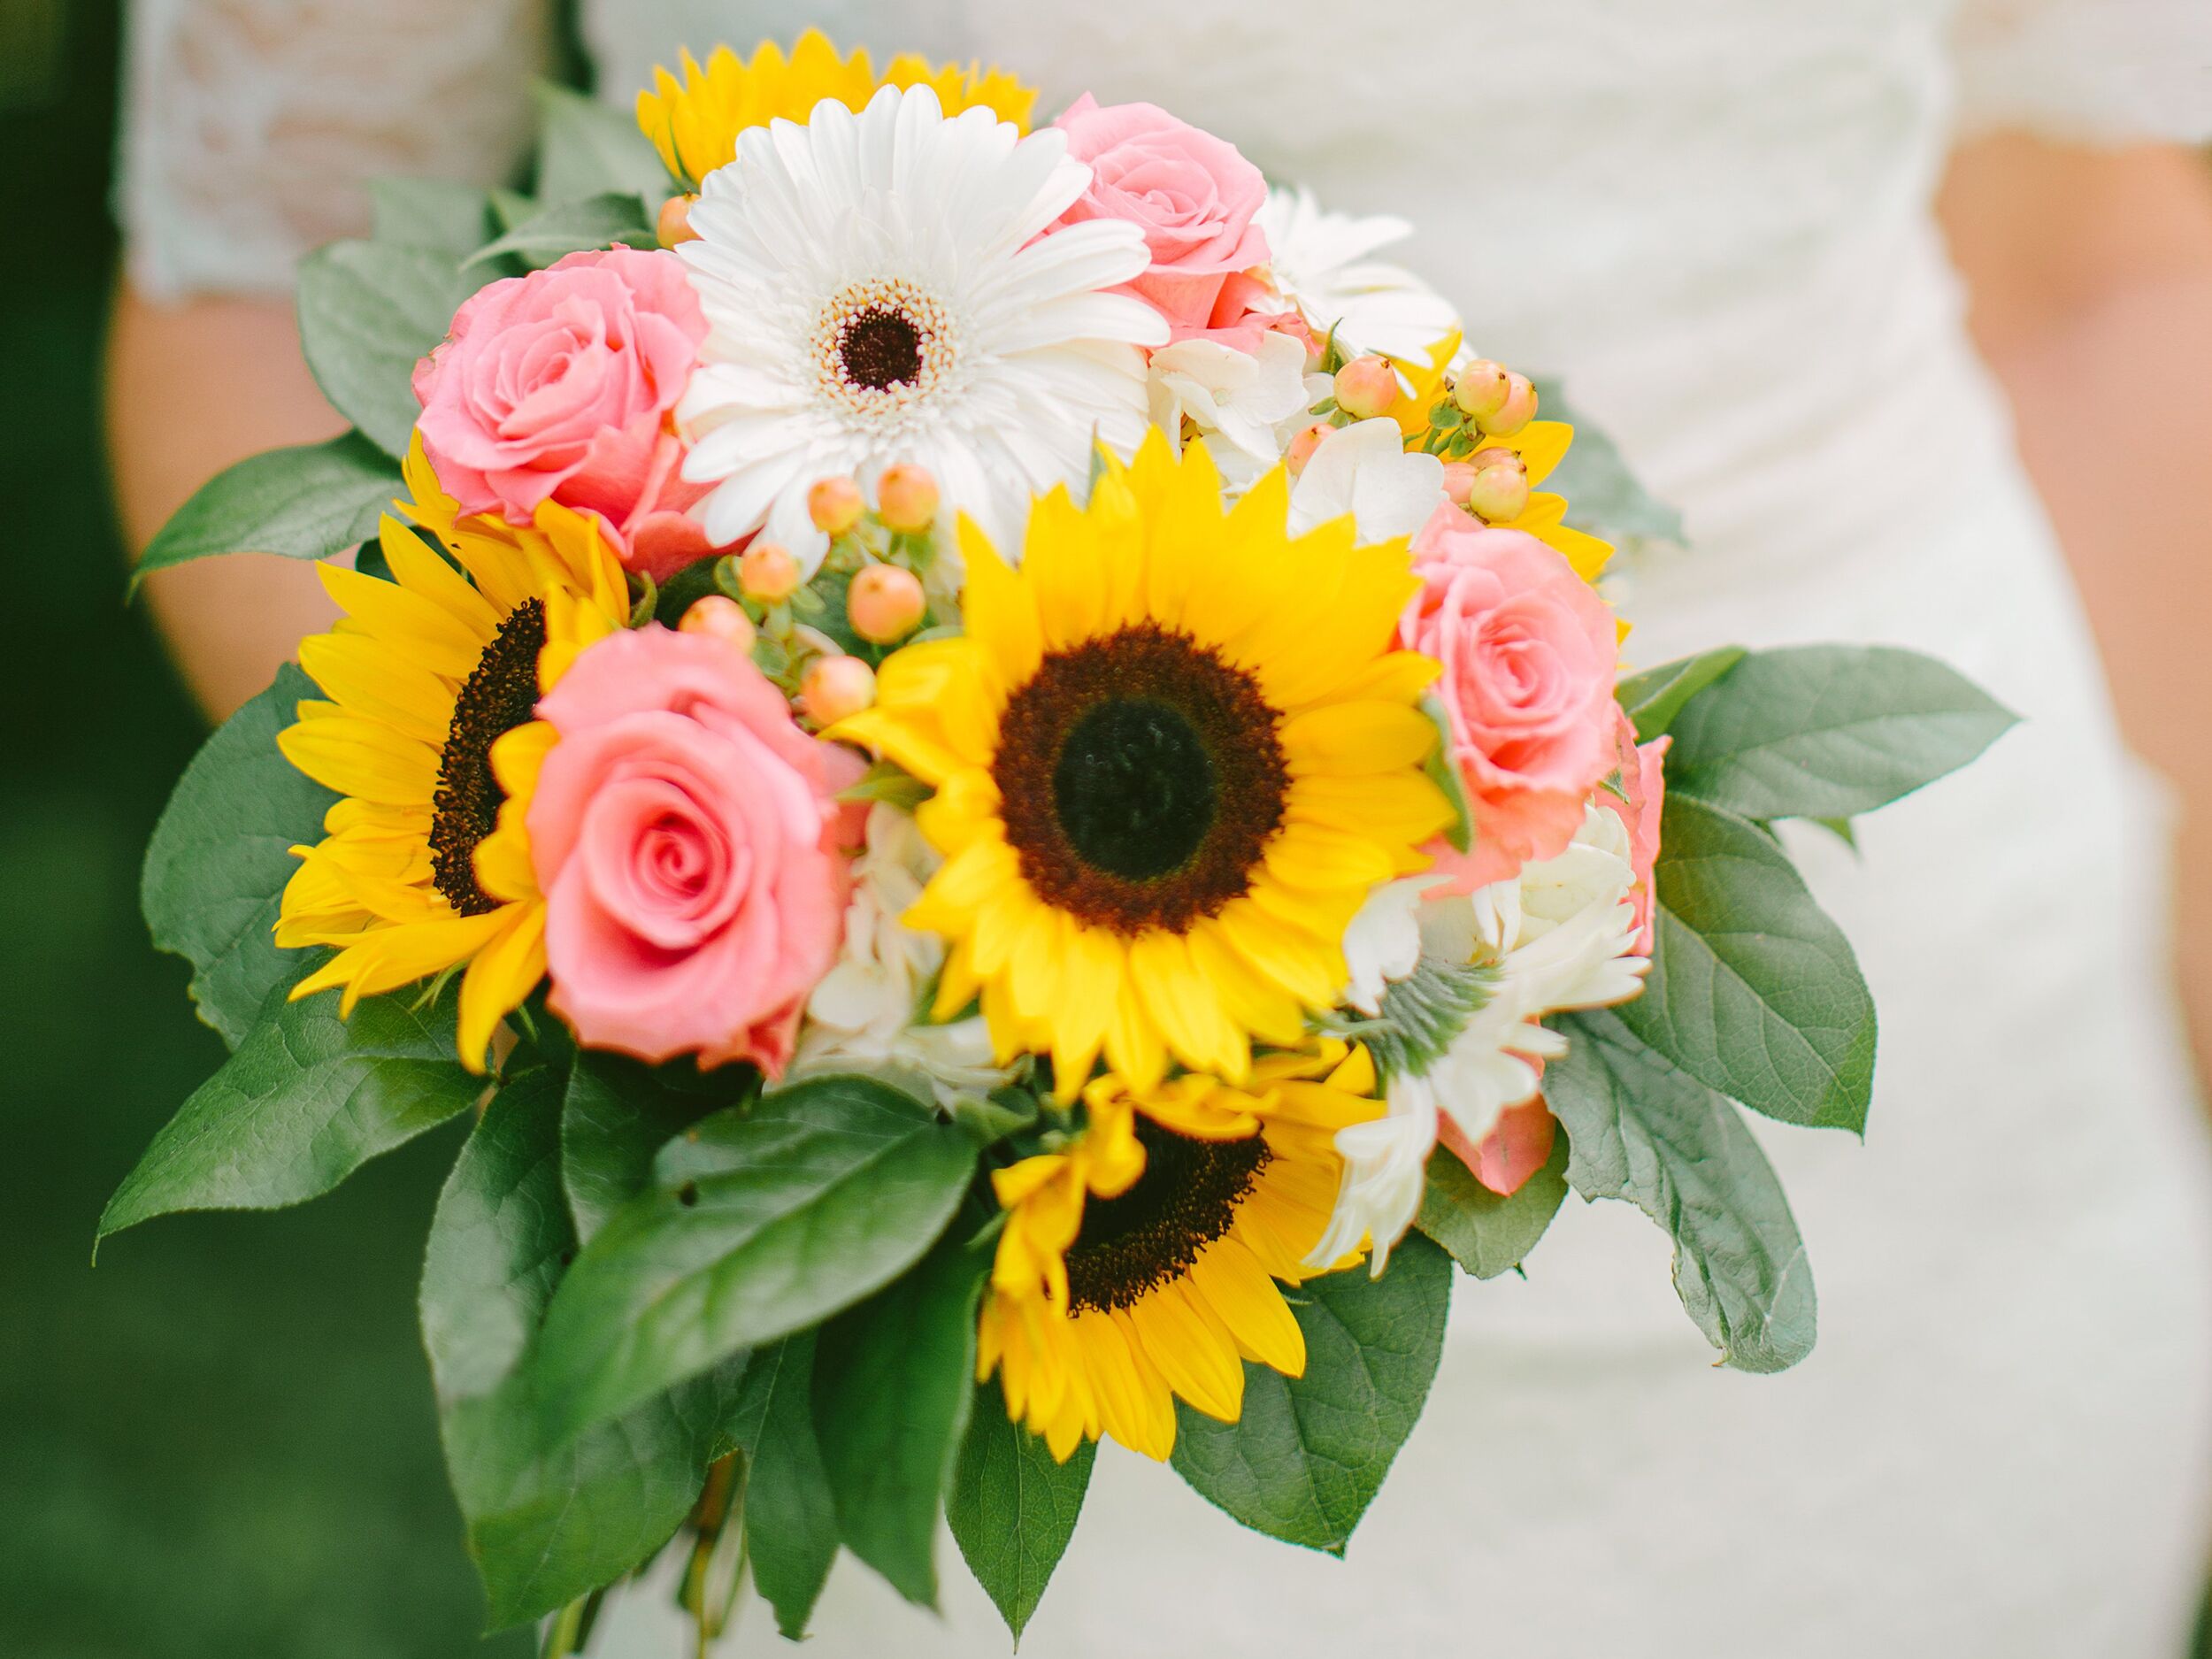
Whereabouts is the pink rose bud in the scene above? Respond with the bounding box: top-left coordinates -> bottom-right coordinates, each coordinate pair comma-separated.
1479,372 -> 1538,437
656,194 -> 698,248
847,564 -> 926,643
1464,449 -> 1531,522
1440,460 -> 1479,506
802,654 -> 877,725
876,465 -> 941,534
1285,419 -> 1334,474
739,541 -> 802,603
1333,356 -> 1400,420
1452,359 -> 1510,421
679,594 -> 757,652
807,475 -> 865,537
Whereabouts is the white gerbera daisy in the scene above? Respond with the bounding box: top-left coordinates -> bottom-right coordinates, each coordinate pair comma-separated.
676,85 -> 1167,569
1256,185 -> 1460,368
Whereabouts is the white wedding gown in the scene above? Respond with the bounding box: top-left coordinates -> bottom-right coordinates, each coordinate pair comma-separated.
119,1 -> 2212,1652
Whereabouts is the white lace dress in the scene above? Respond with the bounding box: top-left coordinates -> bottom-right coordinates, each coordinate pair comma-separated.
119,2 -> 2212,1653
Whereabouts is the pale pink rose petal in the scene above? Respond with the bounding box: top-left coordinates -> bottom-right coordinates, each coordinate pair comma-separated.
1437,1099 -> 1558,1198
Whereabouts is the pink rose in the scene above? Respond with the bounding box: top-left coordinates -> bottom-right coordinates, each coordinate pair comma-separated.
1598,707 -> 1669,955
1052,95 -> 1271,345
1439,1099 -> 1557,1198
1402,507 -> 1620,892
528,626 -> 862,1073
412,247 -> 721,581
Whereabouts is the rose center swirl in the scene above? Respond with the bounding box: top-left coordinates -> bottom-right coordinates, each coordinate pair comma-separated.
991,623 -> 1288,936
428,597 -> 546,917
1064,1114 -> 1271,1314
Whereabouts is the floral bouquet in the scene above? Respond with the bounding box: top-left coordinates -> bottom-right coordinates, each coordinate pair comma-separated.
111,31 -> 2015,1652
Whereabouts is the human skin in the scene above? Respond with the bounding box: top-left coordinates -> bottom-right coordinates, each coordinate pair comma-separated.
104,138 -> 2212,1087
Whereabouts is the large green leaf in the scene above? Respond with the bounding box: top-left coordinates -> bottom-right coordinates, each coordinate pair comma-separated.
813,1229 -> 991,1606
528,1074 -> 977,1440
1415,1132 -> 1570,1279
296,241 -> 475,455
1615,647 -> 1746,742
1170,1235 -> 1450,1555
424,1070 -> 744,1630
534,81 -> 675,204
131,433 -> 400,588
99,986 -> 475,1240
1663,644 -> 2016,822
720,1336 -> 840,1640
1617,793 -> 1877,1131
463,193 -> 656,273
368,177 -> 496,259
140,664 -> 334,1046
1546,1009 -> 1816,1372
949,1388 -> 1095,1642
1529,376 -> 1683,547
559,1051 -> 751,1246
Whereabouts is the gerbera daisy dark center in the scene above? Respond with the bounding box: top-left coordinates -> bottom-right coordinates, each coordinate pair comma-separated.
1064,1115 -> 1271,1314
994,624 -> 1288,934
428,598 -> 545,917
837,304 -> 925,391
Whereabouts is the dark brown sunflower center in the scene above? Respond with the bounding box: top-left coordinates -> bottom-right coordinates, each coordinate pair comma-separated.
992,624 -> 1287,935
428,598 -> 545,917
837,305 -> 925,391
1064,1115 -> 1271,1314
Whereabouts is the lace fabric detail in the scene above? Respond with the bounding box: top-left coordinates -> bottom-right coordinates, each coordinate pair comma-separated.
1954,0 -> 2212,142
116,0 -> 549,299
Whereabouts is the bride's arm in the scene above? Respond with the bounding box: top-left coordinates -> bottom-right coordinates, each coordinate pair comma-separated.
110,290 -> 347,721
108,0 -> 549,721
1939,136 -> 2212,1080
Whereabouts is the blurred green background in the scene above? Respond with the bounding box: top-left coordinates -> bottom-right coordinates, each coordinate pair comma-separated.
0,4 -> 527,1652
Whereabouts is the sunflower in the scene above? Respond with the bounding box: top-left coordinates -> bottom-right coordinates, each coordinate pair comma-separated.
979,1041 -> 1381,1461
833,433 -> 1454,1095
1394,335 -> 1615,582
637,28 -> 1038,188
274,436 -> 629,1068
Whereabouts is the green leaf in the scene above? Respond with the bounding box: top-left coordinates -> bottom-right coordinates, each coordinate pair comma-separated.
949,1388 -> 1095,1642
1546,1009 -> 1816,1372
1663,644 -> 2016,822
99,986 -> 476,1240
463,192 -> 656,273
1415,1131 -> 1569,1279
1417,692 -> 1474,853
368,177 -> 495,257
534,81 -> 674,204
1615,647 -> 1747,742
131,432 -> 400,588
813,1229 -> 991,1606
1170,1237 -> 1450,1555
296,240 -> 476,455
1529,376 -> 1684,547
1617,794 -> 1877,1131
424,1070 -> 745,1629
559,1051 -> 751,1247
528,1074 -> 977,1440
140,664 -> 334,1046
721,1336 -> 840,1640
838,757 -> 933,812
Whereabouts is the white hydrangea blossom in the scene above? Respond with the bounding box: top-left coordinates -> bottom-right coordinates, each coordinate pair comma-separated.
794,803 -> 1009,1104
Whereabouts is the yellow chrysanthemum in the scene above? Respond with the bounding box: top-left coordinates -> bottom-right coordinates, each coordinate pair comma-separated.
833,433 -> 1454,1096
979,1042 -> 1381,1462
1395,334 -> 1616,583
637,28 -> 1038,188
274,436 -> 629,1069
